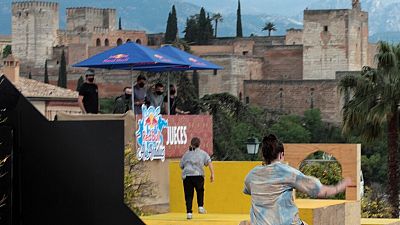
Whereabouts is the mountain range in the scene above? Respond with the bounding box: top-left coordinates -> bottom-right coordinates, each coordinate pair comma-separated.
1,0 -> 400,42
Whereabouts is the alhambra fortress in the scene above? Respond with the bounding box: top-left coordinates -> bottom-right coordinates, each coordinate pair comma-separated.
0,0 -> 375,123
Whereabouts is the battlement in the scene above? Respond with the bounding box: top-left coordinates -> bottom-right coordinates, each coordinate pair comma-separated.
66,7 -> 116,15
12,1 -> 58,10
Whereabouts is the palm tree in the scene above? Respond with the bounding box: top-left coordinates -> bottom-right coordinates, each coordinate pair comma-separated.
262,22 -> 277,36
212,13 -> 223,38
338,41 -> 400,218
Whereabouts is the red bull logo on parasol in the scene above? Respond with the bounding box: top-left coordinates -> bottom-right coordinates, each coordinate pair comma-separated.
103,54 -> 129,63
136,105 -> 168,161
188,57 -> 206,66
154,54 -> 172,63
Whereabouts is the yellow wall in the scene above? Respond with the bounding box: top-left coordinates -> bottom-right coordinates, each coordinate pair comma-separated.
170,161 -> 260,214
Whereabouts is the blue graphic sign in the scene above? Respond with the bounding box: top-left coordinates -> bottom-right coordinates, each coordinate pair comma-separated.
136,105 -> 168,161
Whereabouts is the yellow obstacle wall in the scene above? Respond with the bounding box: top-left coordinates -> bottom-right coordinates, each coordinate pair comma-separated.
170,161 -> 259,214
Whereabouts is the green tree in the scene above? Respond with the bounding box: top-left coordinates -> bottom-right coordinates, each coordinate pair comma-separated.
200,93 -> 269,161
165,5 -> 178,43
338,41 -> 400,217
76,76 -> 84,91
44,59 -> 49,84
2,45 -> 11,58
297,160 -> 344,199
212,13 -> 223,38
118,17 -> 122,30
270,115 -> 311,143
236,0 -> 243,37
183,16 -> 198,43
262,22 -> 277,36
58,50 -> 67,88
362,184 -> 394,218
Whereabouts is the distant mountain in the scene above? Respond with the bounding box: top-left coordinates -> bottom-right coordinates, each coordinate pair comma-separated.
0,0 -> 301,37
1,0 -> 400,42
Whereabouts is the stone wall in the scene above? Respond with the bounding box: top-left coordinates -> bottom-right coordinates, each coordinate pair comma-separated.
286,28 -> 303,45
262,45 -> 303,80
91,30 -> 148,47
198,55 -> 263,98
191,45 -> 233,55
244,79 -> 341,123
12,1 -> 59,68
368,42 -> 378,67
303,9 -> 369,80
66,7 -> 116,33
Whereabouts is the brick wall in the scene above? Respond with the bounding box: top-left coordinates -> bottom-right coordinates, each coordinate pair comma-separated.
262,45 -> 303,80
244,79 -> 341,123
198,55 -> 263,98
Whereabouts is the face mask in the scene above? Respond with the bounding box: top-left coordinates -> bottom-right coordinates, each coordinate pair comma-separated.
170,90 -> 176,95
87,78 -> 94,82
156,91 -> 163,95
125,94 -> 132,98
138,82 -> 145,88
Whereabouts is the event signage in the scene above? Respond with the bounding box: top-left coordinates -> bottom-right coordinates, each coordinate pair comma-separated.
135,106 -> 213,160
136,105 -> 168,161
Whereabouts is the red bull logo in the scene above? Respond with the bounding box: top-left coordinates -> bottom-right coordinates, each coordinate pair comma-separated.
103,54 -> 129,63
136,105 -> 168,161
154,54 -> 172,63
188,57 -> 206,66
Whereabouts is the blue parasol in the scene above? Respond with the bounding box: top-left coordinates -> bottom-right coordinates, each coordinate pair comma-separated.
72,42 -> 189,114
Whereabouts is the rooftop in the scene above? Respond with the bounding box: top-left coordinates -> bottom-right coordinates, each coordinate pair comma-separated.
14,77 -> 78,100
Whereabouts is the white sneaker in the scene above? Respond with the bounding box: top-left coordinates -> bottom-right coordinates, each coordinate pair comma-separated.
198,206 -> 207,214
187,213 -> 192,219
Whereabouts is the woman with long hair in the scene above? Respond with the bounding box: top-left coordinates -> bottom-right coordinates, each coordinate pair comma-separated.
244,134 -> 351,225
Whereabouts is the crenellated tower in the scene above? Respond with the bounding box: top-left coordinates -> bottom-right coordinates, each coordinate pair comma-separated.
12,1 -> 59,68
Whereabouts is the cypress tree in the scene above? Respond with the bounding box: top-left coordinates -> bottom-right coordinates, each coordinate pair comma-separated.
206,13 -> 214,42
76,76 -> 84,91
236,0 -> 243,37
171,5 -> 178,41
165,5 -> 178,43
58,50 -> 67,88
198,7 -> 207,44
118,17 -> 122,30
44,59 -> 49,84
183,16 -> 198,43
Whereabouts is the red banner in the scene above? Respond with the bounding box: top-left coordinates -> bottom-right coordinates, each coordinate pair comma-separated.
136,115 -> 213,158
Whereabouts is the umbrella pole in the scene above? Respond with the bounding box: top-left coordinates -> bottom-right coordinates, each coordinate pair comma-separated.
167,72 -> 170,115
131,67 -> 135,114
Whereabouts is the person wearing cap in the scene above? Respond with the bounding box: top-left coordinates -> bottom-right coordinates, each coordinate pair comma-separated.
133,74 -> 148,114
78,69 -> 99,114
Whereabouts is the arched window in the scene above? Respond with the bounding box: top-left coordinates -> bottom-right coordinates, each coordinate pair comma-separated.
135,39 -> 142,44
126,39 -> 131,43
96,38 -> 101,46
117,38 -> 123,46
104,39 -> 109,46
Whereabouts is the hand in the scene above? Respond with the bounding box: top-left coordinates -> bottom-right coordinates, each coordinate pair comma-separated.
337,177 -> 352,193
210,174 -> 214,183
341,177 -> 353,187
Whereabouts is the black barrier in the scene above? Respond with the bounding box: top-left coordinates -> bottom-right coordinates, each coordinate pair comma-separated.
0,76 -> 145,225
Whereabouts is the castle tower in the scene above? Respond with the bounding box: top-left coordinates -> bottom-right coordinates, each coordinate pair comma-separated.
66,7 -> 116,34
302,2 -> 368,79
12,1 -> 59,68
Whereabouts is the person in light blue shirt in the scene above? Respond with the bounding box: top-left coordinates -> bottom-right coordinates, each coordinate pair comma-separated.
180,137 -> 215,220
243,134 -> 352,225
